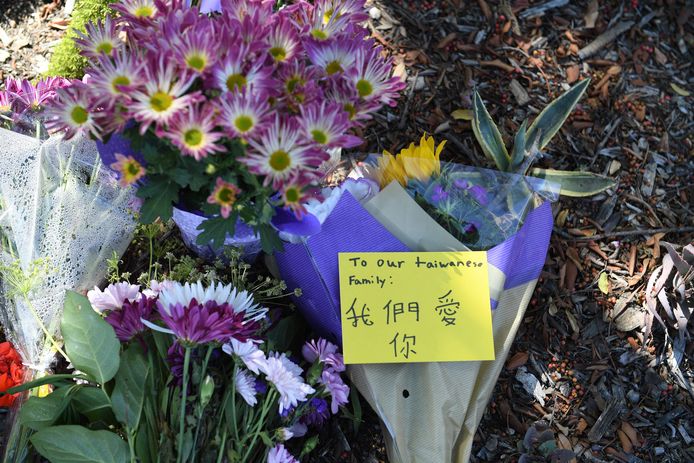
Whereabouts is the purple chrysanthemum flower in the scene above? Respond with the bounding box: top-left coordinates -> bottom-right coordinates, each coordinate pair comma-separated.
173,20 -> 219,74
158,298 -> 260,345
276,60 -> 322,109
0,91 -> 11,113
300,1 -> 355,41
266,17 -> 300,63
11,78 -> 65,113
244,116 -> 324,188
74,16 -> 122,59
111,0 -> 158,22
298,102 -> 361,149
4,77 -> 22,94
105,297 -> 157,342
320,369 -> 349,414
453,179 -> 469,190
316,0 -> 369,24
304,37 -> 358,76
216,90 -> 270,140
160,103 -> 225,160
267,444 -> 299,463
130,57 -> 200,133
87,50 -> 144,100
301,397 -> 330,426
210,45 -> 274,94
167,341 -> 185,384
302,338 -> 345,372
45,84 -> 102,140
347,45 -> 405,107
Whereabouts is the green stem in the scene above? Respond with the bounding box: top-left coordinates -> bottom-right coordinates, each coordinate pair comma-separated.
240,389 -> 276,463
23,295 -> 68,360
176,347 -> 192,463
148,232 -> 155,281
127,430 -> 137,463
191,346 -> 214,455
215,430 -> 227,463
231,365 -> 239,443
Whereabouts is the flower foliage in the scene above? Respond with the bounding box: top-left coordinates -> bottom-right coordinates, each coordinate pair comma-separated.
46,0 -> 405,252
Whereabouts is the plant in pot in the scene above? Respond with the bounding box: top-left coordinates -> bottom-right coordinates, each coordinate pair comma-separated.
47,0 -> 405,255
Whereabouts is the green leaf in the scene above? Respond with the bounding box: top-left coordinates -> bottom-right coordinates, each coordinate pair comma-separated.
195,213 -> 238,250
258,223 -> 284,254
62,291 -> 121,384
19,387 -> 73,431
510,120 -> 528,170
525,79 -> 590,151
111,344 -> 150,430
300,435 -> 320,458
530,168 -> 616,197
30,425 -> 129,463
266,313 -> 308,353
7,374 -> 84,395
136,178 -> 179,223
472,90 -> 510,171
73,387 -> 116,424
598,272 -> 610,294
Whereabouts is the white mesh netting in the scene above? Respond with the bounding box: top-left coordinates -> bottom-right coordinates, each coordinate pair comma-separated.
0,128 -> 136,372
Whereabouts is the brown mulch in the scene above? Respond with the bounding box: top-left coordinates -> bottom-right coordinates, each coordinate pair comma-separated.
3,0 -> 694,462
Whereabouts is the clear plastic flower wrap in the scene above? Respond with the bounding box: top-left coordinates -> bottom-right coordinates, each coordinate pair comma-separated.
0,128 -> 136,459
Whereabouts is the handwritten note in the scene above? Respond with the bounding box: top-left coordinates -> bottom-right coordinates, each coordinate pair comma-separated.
338,252 -> 495,364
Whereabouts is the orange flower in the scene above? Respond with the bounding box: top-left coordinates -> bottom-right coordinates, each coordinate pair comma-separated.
0,342 -> 24,407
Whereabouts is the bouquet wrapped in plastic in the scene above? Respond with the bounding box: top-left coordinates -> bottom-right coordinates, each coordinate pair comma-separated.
0,128 -> 136,459
273,136 -> 559,462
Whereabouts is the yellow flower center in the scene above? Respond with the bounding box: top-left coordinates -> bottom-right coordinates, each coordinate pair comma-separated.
186,54 -> 207,72
150,91 -> 173,112
134,5 -> 154,17
126,162 -> 141,177
311,29 -> 328,40
286,76 -> 302,93
269,47 -> 287,61
183,128 -> 204,147
269,150 -> 291,172
96,42 -> 114,55
311,129 -> 328,145
234,115 -> 254,133
343,103 -> 357,120
70,106 -> 89,124
111,75 -> 130,92
216,187 -> 237,205
356,79 -> 373,98
226,73 -> 247,92
326,60 -> 343,75
322,8 -> 334,25
285,187 -> 300,203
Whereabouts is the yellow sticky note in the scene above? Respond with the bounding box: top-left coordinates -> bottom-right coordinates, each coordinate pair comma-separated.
339,252 -> 495,364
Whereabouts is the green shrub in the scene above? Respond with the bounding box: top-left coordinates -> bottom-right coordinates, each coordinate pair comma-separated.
46,0 -> 115,78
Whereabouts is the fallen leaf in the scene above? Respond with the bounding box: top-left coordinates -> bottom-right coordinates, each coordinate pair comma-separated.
567,247 -> 584,271
617,429 -> 633,454
556,209 -> 569,227
436,32 -> 458,49
628,245 -> 637,276
565,260 -> 578,291
598,272 -> 610,294
576,418 -> 589,434
653,47 -> 667,64
671,83 -> 690,96
451,109 -> 473,120
621,421 -> 640,448
584,0 -> 599,28
566,64 -> 580,83
506,351 -> 529,370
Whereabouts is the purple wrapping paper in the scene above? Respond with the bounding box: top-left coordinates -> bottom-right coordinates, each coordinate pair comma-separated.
274,192 -> 554,345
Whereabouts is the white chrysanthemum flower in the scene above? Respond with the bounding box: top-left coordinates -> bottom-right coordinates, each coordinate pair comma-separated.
87,282 -> 141,313
261,357 -> 314,414
279,422 -> 307,441
235,369 -> 258,406
222,338 -> 266,374
267,444 -> 299,463
269,352 -> 303,377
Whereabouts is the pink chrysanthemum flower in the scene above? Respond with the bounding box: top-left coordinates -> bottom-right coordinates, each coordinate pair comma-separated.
279,175 -> 312,218
220,0 -> 275,24
267,444 -> 299,463
45,84 -> 102,140
87,282 -> 142,314
105,297 -> 157,342
211,47 -> 274,94
110,153 -> 146,186
87,51 -> 143,99
315,0 -> 369,24
244,117 -> 323,188
130,57 -> 200,133
0,91 -> 11,113
74,16 -> 122,59
111,0 -> 158,22
302,2 -> 355,41
347,45 -> 405,107
260,356 -> 315,414
217,90 -> 269,140
4,77 -> 22,94
266,18 -> 300,63
299,102 -> 361,149
304,37 -> 358,76
161,104 -> 224,160
276,61 -> 322,108
174,21 -> 219,74
206,177 -> 241,218
235,369 -> 258,406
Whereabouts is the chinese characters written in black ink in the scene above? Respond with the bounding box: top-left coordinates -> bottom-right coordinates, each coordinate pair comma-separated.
383,299 -> 420,325
389,332 -> 417,359
435,289 -> 460,326
345,298 -> 374,327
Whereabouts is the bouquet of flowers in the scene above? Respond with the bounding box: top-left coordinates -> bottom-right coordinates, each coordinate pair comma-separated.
273,135 -> 559,462
9,273 -> 350,463
47,0 -> 404,253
